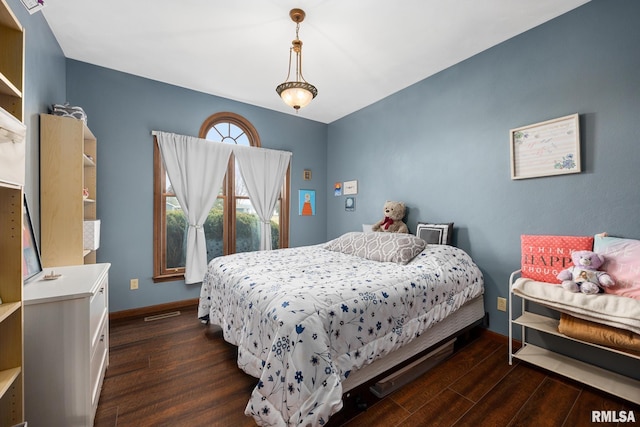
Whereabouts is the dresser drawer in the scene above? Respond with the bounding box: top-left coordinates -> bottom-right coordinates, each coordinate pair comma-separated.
89,276 -> 108,337
90,317 -> 108,414
91,308 -> 108,356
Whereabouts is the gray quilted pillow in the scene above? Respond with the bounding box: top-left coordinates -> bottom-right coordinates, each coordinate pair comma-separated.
324,232 -> 426,264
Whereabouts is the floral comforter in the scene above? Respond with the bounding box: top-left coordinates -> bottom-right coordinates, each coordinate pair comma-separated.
198,243 -> 484,426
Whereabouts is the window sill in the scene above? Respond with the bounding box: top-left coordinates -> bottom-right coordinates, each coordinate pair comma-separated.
153,272 -> 185,283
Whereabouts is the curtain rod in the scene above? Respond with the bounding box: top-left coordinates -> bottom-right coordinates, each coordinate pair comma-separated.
152,131 -> 292,156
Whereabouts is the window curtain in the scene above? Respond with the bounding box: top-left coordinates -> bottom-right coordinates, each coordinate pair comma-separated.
234,145 -> 292,250
155,132 -> 232,284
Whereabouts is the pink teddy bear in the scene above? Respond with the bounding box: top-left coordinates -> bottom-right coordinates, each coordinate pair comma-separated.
556,250 -> 614,295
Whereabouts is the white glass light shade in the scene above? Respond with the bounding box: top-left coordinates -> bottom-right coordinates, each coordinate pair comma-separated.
281,87 -> 313,109
276,81 -> 318,110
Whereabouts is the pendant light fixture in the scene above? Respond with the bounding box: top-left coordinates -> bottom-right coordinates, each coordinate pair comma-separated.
276,8 -> 318,111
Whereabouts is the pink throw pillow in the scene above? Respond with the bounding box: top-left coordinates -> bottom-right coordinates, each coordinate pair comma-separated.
521,235 -> 594,283
594,235 -> 640,300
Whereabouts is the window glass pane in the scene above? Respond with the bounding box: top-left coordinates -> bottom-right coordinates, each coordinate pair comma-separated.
234,160 -> 248,197
165,172 -> 173,193
235,198 -> 259,253
229,123 -> 244,140
237,134 -> 250,146
204,197 -> 224,262
165,196 -> 186,269
272,202 -> 281,250
234,199 -> 281,252
212,124 -> 227,140
206,127 -> 223,142
166,195 -> 181,212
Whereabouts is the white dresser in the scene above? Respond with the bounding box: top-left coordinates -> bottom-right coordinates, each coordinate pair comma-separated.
23,263 -> 110,427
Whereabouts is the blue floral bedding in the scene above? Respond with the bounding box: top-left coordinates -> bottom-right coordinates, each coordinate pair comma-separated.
198,243 -> 484,426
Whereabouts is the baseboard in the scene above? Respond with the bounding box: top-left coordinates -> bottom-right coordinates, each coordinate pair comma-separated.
110,298 -> 199,321
479,328 -> 512,345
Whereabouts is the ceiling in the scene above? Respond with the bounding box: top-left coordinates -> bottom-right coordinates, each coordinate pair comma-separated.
41,0 -> 590,124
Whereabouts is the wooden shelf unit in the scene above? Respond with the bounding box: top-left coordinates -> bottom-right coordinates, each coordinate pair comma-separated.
0,184 -> 24,426
0,1 -> 25,424
0,0 -> 24,121
508,272 -> 640,406
40,114 -> 98,267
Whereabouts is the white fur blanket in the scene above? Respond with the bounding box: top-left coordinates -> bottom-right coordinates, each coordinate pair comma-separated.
511,278 -> 640,335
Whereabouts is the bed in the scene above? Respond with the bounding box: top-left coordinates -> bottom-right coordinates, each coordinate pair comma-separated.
198,231 -> 485,426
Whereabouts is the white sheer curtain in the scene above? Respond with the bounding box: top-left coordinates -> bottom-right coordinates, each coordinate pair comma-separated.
234,145 -> 292,250
156,132 -> 233,284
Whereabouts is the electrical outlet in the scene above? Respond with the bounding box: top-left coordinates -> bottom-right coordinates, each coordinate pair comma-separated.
497,297 -> 507,312
130,278 -> 139,290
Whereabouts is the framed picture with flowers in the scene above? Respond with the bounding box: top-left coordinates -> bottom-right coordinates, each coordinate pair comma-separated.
510,113 -> 580,180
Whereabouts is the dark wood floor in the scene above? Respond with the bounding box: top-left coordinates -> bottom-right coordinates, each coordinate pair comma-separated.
95,306 -> 639,427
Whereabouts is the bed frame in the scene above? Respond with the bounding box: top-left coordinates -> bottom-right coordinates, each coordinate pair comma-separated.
342,295 -> 486,392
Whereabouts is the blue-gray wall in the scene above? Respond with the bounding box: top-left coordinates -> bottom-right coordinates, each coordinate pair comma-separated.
327,0 -> 640,336
12,0 -> 639,336
10,0 -> 327,312
8,0 -> 65,227
64,62 -> 327,311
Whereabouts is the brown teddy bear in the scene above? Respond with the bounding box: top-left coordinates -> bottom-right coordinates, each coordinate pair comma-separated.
372,201 -> 409,233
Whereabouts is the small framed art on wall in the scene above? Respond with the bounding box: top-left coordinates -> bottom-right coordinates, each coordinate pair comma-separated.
299,190 -> 315,216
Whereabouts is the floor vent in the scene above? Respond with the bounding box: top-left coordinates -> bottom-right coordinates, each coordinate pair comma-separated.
144,311 -> 181,322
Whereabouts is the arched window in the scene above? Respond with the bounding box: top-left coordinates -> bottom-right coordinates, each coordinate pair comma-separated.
153,112 -> 290,281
